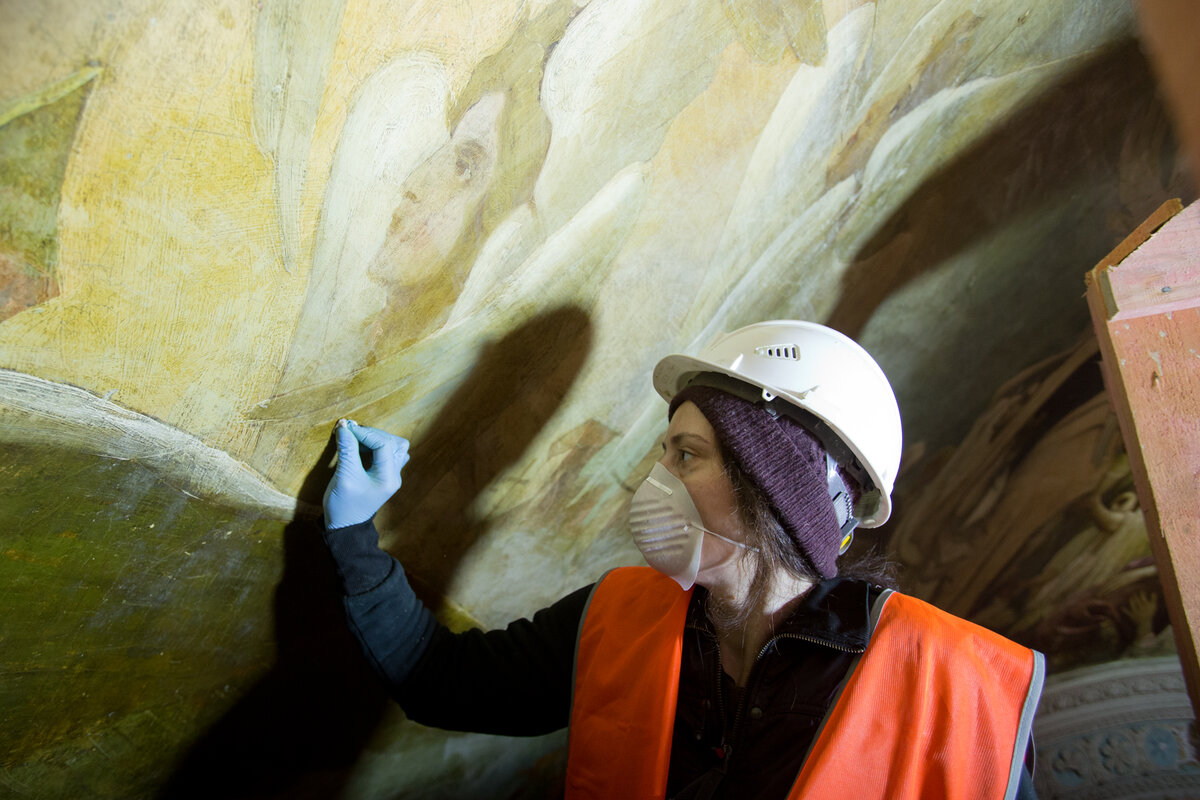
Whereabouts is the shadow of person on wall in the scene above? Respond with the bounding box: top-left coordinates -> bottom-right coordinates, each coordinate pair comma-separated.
161,307 -> 592,799
378,306 -> 594,610
825,39 -> 1190,342
820,39 -> 1196,474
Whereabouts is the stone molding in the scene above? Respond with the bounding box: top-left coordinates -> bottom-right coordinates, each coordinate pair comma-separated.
1034,656 -> 1200,798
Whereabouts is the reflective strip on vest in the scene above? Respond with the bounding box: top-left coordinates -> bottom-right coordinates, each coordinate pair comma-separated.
566,568 -> 1043,800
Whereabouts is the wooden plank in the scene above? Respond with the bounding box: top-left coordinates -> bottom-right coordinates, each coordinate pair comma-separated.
1086,198 -> 1200,718
1093,199 -> 1197,321
1092,198 -> 1185,276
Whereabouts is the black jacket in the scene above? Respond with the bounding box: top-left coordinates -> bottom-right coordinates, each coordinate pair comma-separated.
324,521 -> 1037,799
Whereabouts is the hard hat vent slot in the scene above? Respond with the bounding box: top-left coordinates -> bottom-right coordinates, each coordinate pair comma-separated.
755,344 -> 800,361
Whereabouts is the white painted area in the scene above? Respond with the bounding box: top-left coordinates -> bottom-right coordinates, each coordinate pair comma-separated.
0,369 -> 302,519
252,0 -> 349,275
280,54 -> 451,391
535,0 -> 730,231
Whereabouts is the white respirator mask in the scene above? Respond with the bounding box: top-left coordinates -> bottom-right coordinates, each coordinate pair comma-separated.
629,462 -> 759,590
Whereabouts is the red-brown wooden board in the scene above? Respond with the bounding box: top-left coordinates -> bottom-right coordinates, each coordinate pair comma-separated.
1086,198 -> 1200,715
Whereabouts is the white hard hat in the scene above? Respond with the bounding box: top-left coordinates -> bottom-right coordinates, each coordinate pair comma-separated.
653,320 -> 902,527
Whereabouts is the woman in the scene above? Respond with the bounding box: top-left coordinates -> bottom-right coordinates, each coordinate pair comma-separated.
322,320 -> 1043,799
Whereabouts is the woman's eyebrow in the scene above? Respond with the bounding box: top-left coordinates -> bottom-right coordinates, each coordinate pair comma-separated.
669,432 -> 711,449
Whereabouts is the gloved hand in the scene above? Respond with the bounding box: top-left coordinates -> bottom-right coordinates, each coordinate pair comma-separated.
323,419 -> 411,530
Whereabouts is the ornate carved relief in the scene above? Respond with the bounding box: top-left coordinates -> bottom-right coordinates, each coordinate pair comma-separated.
1034,657 -> 1200,798
886,334 -> 1172,672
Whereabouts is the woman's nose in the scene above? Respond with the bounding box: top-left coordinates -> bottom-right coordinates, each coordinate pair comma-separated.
656,454 -> 681,479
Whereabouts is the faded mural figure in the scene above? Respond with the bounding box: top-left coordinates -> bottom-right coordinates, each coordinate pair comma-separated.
280,88 -> 505,391
363,93 -> 504,352
889,334 -> 1175,674
321,321 -> 1044,798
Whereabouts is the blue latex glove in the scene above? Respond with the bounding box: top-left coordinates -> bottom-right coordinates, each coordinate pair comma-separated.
323,419 -> 411,530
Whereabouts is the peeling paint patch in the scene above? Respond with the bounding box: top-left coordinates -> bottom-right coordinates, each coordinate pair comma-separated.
1149,350 -> 1164,389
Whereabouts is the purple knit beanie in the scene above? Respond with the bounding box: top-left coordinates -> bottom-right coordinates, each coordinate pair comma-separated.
669,385 -> 844,579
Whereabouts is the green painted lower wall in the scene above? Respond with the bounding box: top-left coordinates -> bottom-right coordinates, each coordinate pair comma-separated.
1,443 -> 284,796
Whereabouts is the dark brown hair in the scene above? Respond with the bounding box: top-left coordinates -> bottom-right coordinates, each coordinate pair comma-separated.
705,444 -> 898,632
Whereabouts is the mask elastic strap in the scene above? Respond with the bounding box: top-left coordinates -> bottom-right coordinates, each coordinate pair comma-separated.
694,525 -> 762,554
645,463 -> 762,553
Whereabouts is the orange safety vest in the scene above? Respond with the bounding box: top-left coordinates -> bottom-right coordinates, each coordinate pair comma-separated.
565,567 -> 1043,800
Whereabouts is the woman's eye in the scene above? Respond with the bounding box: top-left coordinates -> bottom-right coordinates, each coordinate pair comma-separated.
679,451 -> 693,463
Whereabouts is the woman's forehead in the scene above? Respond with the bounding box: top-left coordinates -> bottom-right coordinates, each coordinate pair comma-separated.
667,400 -> 717,442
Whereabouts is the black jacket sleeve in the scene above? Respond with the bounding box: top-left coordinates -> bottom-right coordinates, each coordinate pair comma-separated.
323,520 -> 591,737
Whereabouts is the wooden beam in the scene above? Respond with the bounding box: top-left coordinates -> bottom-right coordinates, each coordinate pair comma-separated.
1086,198 -> 1200,716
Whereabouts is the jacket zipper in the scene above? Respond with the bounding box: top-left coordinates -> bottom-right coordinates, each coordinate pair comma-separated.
753,631 -> 866,660
712,646 -> 729,760
714,632 -> 866,762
